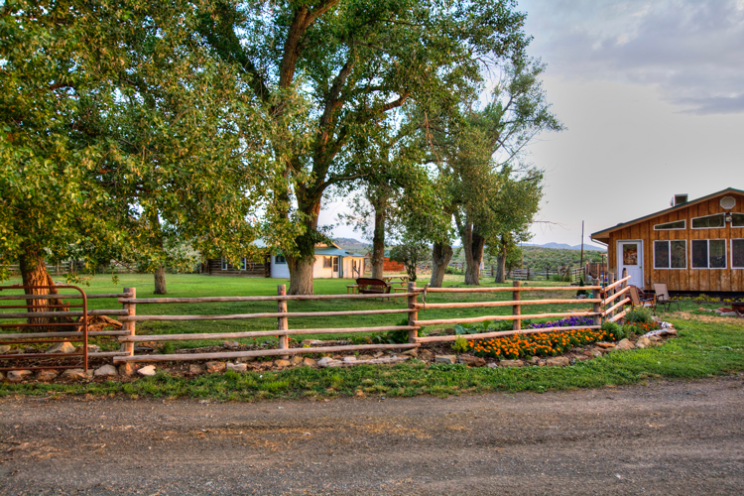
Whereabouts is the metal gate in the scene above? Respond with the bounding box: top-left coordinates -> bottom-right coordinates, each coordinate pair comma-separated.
0,285 -> 89,373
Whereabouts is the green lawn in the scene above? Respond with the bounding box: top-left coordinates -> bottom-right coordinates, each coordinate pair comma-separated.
2,316 -> 742,401
2,274 -> 602,350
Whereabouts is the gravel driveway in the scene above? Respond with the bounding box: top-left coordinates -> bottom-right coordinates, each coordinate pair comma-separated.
2,376 -> 743,495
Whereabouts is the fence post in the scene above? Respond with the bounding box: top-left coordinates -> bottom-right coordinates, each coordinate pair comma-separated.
277,285 -> 289,353
593,283 -> 602,327
122,287 -> 136,356
621,268 -> 628,314
512,280 -> 521,332
407,281 -> 418,343
608,272 -> 616,319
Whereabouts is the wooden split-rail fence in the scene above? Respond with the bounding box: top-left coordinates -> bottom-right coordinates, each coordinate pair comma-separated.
1,272 -> 632,368
106,272 -> 631,365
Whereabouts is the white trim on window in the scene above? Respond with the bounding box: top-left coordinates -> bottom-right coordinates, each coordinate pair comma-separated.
221,258 -> 228,271
691,239 -> 727,269
732,239 -> 744,269
653,239 -> 687,269
653,219 -> 686,231
691,213 -> 725,229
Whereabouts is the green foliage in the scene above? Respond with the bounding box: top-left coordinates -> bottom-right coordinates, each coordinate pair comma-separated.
452,336 -> 469,354
601,321 -> 625,340
389,241 -> 429,282
625,307 -> 654,325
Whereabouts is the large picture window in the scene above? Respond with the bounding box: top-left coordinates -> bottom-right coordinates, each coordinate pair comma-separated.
654,240 -> 686,269
733,239 -> 744,269
654,220 -> 685,230
692,239 -> 726,269
692,213 -> 724,229
732,213 -> 744,227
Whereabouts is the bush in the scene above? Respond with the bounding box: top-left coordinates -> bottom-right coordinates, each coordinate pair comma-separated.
625,307 -> 654,325
452,336 -> 469,354
601,321 -> 625,340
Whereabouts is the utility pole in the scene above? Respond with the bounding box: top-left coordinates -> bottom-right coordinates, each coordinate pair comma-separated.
579,220 -> 585,269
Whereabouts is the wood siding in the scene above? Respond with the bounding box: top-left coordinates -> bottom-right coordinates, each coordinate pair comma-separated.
606,192 -> 744,292
203,258 -> 269,278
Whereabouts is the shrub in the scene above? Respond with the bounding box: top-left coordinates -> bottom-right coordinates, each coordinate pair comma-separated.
601,321 -> 625,340
452,336 -> 469,354
625,307 -> 654,325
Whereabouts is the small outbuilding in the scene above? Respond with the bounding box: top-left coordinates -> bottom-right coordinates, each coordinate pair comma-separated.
591,188 -> 744,294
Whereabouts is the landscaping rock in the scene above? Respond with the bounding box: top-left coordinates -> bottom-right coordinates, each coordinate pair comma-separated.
528,356 -> 541,365
615,338 -> 635,350
499,359 -> 525,367
7,370 -> 32,382
546,357 -> 570,367
419,349 -> 434,361
317,357 -> 336,367
343,356 -> 357,363
573,355 -> 589,361
75,344 -> 101,353
119,363 -> 137,376
444,328 -> 456,335
33,369 -> 57,381
61,369 -> 87,380
94,365 -> 118,376
435,355 -> 457,365
46,341 -> 76,354
137,365 -> 157,376
585,349 -> 603,358
227,362 -> 247,373
635,336 -> 652,349
596,342 -> 615,349
189,364 -> 205,375
205,361 -> 226,373
222,341 -> 240,350
373,351 -> 384,358
303,357 -> 317,366
0,345 -> 11,354
274,359 -> 291,368
402,348 -> 418,357
290,355 -> 304,365
458,356 -> 486,367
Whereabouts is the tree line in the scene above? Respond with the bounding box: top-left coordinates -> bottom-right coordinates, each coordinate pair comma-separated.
0,0 -> 561,300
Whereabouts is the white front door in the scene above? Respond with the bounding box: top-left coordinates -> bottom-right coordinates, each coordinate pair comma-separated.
617,240 -> 644,287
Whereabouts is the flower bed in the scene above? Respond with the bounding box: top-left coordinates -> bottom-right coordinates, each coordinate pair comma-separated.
469,327 -> 623,360
527,316 -> 595,329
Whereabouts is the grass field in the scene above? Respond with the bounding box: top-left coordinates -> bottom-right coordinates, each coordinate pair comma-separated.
2,274 -> 743,402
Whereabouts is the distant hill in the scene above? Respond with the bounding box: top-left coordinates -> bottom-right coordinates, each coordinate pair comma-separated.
334,237 -> 369,249
526,242 -> 606,252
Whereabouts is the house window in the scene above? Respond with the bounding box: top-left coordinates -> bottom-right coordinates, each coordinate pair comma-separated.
221,258 -> 228,270
654,240 -> 686,269
732,213 -> 744,227
654,220 -> 685,230
241,257 -> 247,271
692,213 -> 724,229
732,240 -> 744,268
323,256 -> 332,268
332,257 -> 339,272
275,255 -> 286,264
692,239 -> 726,269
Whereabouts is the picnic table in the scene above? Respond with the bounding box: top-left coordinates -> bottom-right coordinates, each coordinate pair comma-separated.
383,275 -> 409,286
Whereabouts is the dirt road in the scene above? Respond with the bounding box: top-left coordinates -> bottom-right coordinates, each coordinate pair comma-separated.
2,376 -> 743,495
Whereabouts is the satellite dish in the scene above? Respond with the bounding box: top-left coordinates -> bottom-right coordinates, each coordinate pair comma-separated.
720,196 -> 736,210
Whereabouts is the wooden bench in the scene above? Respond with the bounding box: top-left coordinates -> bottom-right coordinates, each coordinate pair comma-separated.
356,278 -> 392,295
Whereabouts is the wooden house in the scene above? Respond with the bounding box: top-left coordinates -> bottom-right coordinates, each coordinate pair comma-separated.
203,242 -> 365,279
591,188 -> 744,293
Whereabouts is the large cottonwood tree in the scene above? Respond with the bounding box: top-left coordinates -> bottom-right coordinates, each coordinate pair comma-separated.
0,1 -> 278,313
195,0 -> 529,294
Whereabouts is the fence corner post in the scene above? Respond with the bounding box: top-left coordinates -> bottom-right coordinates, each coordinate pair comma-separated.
122,287 -> 136,356
621,268 -> 628,313
277,284 -> 289,355
407,281 -> 418,344
512,280 -> 521,332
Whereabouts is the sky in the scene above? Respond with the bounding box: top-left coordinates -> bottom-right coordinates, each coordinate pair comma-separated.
321,0 -> 744,249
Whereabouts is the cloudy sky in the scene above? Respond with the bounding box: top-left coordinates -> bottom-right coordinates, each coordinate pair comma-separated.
322,0 -> 744,248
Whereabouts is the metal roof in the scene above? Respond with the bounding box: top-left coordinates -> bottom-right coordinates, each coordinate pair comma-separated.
590,187 -> 744,241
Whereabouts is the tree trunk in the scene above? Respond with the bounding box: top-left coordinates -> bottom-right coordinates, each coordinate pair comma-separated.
288,255 -> 315,294
462,223 -> 485,285
495,250 -> 507,283
153,265 -> 167,295
430,243 -> 453,287
371,206 -> 386,280
18,249 -> 69,326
